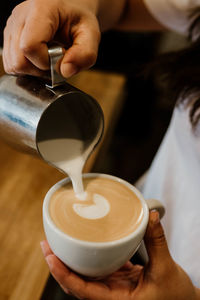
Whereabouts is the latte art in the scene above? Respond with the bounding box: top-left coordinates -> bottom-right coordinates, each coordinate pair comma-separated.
73,193 -> 110,219
49,177 -> 144,242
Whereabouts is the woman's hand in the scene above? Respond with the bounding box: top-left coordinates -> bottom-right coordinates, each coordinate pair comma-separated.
3,0 -> 101,78
41,211 -> 199,300
3,0 -> 165,78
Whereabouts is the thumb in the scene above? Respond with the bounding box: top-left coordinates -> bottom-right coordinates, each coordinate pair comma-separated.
60,18 -> 101,78
144,211 -> 172,270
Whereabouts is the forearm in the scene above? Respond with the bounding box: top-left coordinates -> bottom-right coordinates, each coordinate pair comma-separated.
90,0 -> 165,31
115,0 -> 166,31
82,0 -> 165,32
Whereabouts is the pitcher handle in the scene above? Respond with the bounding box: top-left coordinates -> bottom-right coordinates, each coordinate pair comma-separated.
46,44 -> 65,88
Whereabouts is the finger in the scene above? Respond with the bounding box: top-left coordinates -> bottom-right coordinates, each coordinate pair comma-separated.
3,5 -> 45,77
110,264 -> 143,281
3,19 -> 13,73
20,3 -> 59,70
2,36 -> 12,74
9,25 -> 45,77
45,254 -> 109,300
40,240 -> 53,257
119,261 -> 134,270
40,243 -> 70,295
144,211 -> 172,270
60,18 -> 100,78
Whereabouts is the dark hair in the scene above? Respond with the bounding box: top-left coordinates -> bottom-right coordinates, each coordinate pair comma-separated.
146,8 -> 200,129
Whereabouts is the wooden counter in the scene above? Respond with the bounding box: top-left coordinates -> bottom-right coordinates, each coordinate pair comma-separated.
0,60 -> 126,300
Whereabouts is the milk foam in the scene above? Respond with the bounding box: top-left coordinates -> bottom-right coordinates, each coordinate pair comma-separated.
73,193 -> 110,219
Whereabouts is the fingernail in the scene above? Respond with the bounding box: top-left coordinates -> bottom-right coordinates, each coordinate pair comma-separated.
45,255 -> 53,269
61,62 -> 78,78
151,210 -> 160,224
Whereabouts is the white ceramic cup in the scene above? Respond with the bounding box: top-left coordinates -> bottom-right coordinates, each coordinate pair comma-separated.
43,173 -> 165,278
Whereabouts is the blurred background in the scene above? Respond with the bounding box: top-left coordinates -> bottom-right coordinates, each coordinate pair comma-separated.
0,2 -> 189,300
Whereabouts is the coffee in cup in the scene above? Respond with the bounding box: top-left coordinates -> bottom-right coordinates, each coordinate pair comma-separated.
49,176 -> 144,242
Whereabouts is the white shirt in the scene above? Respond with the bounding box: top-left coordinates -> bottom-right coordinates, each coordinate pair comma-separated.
143,103 -> 200,287
144,0 -> 200,35
141,0 -> 200,286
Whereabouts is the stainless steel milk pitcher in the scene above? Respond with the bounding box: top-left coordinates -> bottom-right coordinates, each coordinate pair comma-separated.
0,45 -> 104,167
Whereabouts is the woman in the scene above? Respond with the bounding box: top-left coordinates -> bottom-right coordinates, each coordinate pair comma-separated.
3,0 -> 200,298
143,8 -> 200,287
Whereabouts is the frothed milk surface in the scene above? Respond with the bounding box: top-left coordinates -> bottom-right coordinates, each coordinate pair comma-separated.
49,177 -> 144,242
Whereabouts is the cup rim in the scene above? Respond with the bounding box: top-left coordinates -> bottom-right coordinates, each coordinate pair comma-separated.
43,173 -> 149,248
